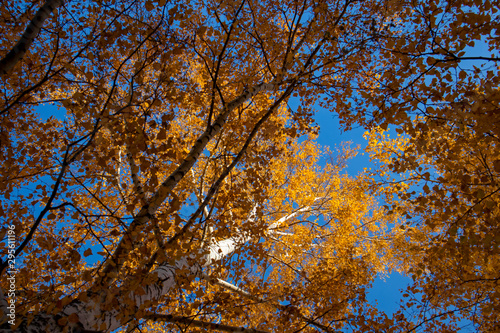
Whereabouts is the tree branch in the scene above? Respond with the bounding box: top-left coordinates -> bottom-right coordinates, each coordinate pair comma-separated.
203,274 -> 338,333
126,144 -> 147,206
144,313 -> 269,333
96,79 -> 281,287
0,0 -> 65,75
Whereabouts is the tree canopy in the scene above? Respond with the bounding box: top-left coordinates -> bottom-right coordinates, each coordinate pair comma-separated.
0,0 -> 498,332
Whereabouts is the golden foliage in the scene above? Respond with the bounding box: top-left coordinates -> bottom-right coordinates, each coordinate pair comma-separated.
0,0 -> 498,332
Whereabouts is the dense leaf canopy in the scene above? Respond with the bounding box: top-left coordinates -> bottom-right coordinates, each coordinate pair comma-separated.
0,0 -> 498,332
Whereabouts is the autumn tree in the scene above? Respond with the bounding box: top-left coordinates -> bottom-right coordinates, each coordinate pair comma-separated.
359,0 -> 500,330
0,0 -> 498,332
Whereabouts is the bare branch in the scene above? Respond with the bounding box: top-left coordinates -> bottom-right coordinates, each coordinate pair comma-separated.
96,79 -> 283,286
203,274 -> 338,333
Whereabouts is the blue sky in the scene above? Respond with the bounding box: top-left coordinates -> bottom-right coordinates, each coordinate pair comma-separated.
309,35 -> 495,327
34,84 -> 412,310
36,46 -> 498,324
313,106 -> 412,316
33,95 -> 411,322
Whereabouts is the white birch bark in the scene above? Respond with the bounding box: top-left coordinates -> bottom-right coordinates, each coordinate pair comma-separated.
126,145 -> 147,205
0,209 -> 259,332
98,80 -> 280,284
1,200 -> 322,333
0,194 -> 322,333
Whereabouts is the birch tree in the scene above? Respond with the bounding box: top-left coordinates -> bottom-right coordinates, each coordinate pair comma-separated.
0,0 -> 403,331
0,0 -> 498,332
